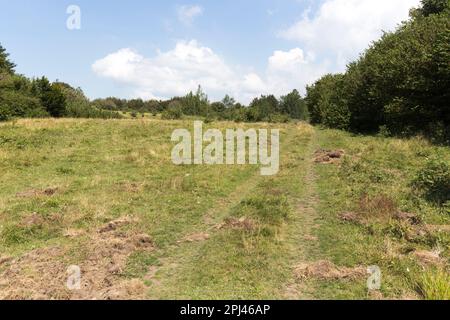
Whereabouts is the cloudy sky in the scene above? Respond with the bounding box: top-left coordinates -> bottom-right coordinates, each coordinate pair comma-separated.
0,0 -> 421,103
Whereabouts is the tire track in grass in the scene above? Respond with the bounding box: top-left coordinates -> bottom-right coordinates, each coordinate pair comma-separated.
143,165 -> 266,299
282,129 -> 322,299
145,124 -> 317,299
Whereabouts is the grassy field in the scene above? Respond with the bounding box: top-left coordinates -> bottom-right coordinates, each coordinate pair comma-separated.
0,118 -> 448,300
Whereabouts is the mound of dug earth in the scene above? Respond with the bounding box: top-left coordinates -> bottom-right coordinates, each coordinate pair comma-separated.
314,149 -> 345,164
0,217 -> 154,300
294,260 -> 366,280
16,187 -> 59,198
215,217 -> 256,231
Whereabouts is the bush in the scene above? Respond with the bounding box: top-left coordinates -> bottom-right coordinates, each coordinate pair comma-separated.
0,90 -> 48,120
161,102 -> 183,120
412,159 -> 450,204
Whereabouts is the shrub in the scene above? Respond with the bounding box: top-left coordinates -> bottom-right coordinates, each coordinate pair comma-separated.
412,159 -> 450,204
162,102 -> 183,120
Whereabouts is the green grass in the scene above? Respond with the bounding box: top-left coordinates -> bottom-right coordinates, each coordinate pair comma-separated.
309,128 -> 449,299
0,119 -> 448,300
419,269 -> 450,300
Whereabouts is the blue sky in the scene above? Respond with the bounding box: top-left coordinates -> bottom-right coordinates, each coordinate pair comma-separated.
0,0 -> 420,103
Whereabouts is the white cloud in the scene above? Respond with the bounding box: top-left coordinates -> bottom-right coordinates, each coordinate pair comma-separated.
177,5 -> 203,26
92,41 -> 324,103
280,0 -> 421,69
92,1 -> 423,103
268,48 -> 306,72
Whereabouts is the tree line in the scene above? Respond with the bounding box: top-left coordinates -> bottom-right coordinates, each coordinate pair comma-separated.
305,0 -> 450,144
92,86 -> 308,123
0,47 -> 121,121
1,43 -> 308,123
1,0 -> 448,143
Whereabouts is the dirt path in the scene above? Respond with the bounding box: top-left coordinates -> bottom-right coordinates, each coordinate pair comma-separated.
282,131 -> 322,299
144,177 -> 265,299
145,125 -> 323,299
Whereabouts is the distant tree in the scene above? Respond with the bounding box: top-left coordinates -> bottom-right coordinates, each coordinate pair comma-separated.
0,44 -> 16,75
182,85 -> 209,116
127,98 -> 145,112
280,89 -> 308,120
222,94 -> 236,109
162,100 -> 183,120
248,95 -> 279,121
211,101 -> 225,113
32,77 -> 67,117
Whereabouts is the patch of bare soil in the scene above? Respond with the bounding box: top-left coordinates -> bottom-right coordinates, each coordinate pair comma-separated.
394,211 -> 421,225
19,211 -> 63,229
178,232 -> 210,243
16,187 -> 59,198
404,224 -> 434,243
98,216 -> 137,233
314,149 -> 345,164
0,256 -> 12,266
410,249 -> 444,267
339,212 -> 367,225
339,208 -> 422,227
0,217 -> 154,300
294,260 -> 366,281
368,290 -> 384,300
215,217 -> 256,231
117,182 -> 144,193
426,224 -> 450,233
63,228 -> 85,238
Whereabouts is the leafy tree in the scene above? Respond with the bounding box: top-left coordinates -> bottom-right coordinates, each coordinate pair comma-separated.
222,94 -> 236,109
280,89 -> 308,120
248,95 -> 279,121
306,74 -> 350,130
162,101 -> 183,120
182,85 -> 209,116
305,0 -> 450,142
32,77 -> 66,117
127,98 -> 145,112
418,0 -> 450,16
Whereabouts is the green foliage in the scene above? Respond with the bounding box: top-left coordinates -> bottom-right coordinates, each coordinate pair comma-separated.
418,0 -> 450,16
247,95 -> 279,122
280,89 -> 308,120
161,101 -> 183,120
0,43 -> 16,75
181,85 -> 209,116
306,74 -> 350,130
57,82 -> 122,119
418,269 -> 450,300
0,45 -> 122,122
412,159 -> 450,204
304,2 -> 450,143
42,83 -> 67,117
0,73 -> 48,120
